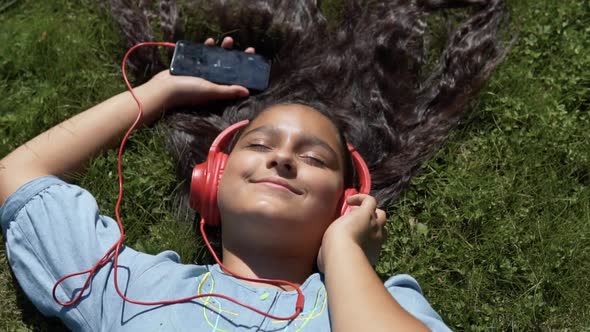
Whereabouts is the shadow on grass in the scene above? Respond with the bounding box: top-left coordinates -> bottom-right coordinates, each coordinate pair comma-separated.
9,271 -> 69,332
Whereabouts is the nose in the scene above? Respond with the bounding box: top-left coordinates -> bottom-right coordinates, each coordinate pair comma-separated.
266,148 -> 296,175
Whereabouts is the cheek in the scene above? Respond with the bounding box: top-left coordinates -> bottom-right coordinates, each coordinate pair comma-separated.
217,153 -> 258,207
305,171 -> 344,210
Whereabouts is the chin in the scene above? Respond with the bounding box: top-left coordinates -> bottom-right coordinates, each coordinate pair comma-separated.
247,200 -> 303,223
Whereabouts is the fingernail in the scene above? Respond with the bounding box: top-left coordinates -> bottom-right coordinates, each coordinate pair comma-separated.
238,89 -> 249,97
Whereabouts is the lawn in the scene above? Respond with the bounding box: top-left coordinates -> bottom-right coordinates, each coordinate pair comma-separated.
1,0 -> 589,330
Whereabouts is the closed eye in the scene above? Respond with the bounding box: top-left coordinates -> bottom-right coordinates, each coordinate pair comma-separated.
247,143 -> 271,152
301,155 -> 326,167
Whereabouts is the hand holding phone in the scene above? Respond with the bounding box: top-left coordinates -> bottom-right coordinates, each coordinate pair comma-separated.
170,40 -> 271,92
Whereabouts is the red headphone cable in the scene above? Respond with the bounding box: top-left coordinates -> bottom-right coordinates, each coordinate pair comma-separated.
52,42 -> 304,321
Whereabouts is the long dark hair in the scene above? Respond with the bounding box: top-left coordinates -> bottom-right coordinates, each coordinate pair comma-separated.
104,0 -> 512,211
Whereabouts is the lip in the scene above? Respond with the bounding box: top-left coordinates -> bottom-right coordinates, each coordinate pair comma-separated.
252,177 -> 303,195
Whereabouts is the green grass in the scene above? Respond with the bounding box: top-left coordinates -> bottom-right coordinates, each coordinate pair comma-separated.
1,0 -> 589,330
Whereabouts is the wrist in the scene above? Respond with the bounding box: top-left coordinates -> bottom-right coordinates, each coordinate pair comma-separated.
321,233 -> 365,270
322,225 -> 362,253
133,79 -> 174,123
141,74 -> 175,101
144,75 -> 199,109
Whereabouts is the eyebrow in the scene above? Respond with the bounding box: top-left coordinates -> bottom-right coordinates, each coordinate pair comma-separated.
241,125 -> 339,159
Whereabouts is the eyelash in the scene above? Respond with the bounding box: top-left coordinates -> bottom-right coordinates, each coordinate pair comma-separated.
246,144 -> 326,167
301,155 -> 325,167
247,143 -> 271,151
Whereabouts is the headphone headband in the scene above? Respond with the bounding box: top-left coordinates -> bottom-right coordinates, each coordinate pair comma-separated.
347,143 -> 371,194
207,120 -> 249,155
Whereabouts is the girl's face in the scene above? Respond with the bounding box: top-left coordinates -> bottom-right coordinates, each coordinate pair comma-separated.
217,104 -> 347,253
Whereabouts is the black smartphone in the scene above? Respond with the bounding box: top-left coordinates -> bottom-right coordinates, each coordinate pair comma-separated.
169,40 -> 271,92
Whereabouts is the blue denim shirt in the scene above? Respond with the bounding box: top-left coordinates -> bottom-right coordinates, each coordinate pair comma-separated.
1,176 -> 451,331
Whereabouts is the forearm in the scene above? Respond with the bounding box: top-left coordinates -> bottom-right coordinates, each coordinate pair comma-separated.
324,239 -> 430,332
0,81 -> 170,204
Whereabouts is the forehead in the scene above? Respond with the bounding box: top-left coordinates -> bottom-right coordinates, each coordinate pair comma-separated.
246,104 -> 342,144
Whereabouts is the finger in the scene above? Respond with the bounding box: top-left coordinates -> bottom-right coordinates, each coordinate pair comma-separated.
245,47 -> 255,54
346,194 -> 377,214
371,210 -> 386,239
204,38 -> 215,46
369,222 -> 386,249
220,36 -> 233,49
374,215 -> 387,237
345,194 -> 367,206
212,84 -> 249,99
376,209 -> 386,226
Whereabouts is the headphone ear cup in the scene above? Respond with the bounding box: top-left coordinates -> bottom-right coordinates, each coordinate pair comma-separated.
189,120 -> 250,226
339,188 -> 359,216
207,153 -> 228,227
189,152 -> 228,227
189,161 -> 209,213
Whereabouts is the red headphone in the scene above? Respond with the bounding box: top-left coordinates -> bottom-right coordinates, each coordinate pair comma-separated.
189,120 -> 372,226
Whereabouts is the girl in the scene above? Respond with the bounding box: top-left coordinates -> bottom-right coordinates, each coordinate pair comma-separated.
1,0 -> 510,330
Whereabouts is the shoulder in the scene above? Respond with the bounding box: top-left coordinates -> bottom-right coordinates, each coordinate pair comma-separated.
385,274 -> 452,332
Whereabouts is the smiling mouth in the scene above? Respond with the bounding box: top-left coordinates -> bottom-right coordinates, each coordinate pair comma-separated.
251,178 -> 303,195
257,181 -> 294,193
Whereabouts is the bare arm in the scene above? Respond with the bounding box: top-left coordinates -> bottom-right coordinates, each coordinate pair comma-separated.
0,80 -> 170,205
320,195 -> 431,332
0,37 -> 253,206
